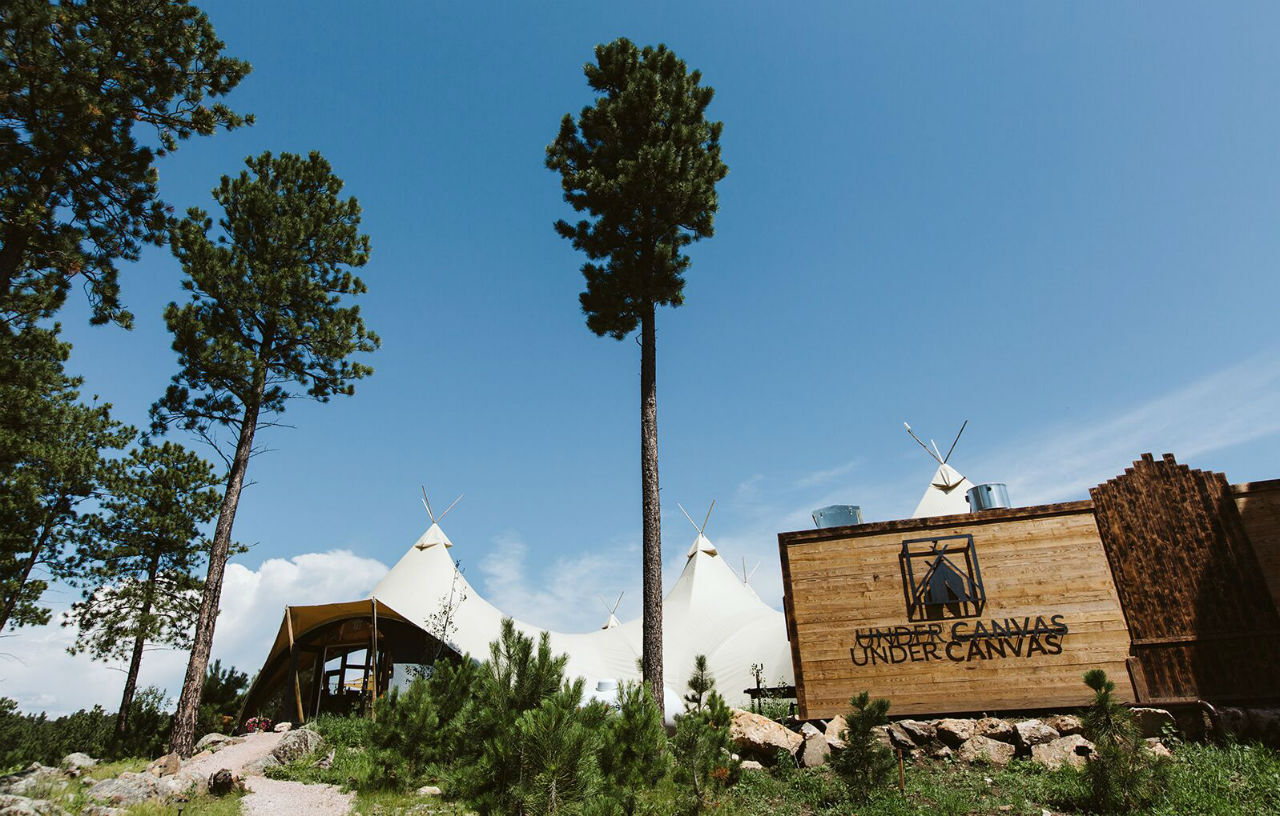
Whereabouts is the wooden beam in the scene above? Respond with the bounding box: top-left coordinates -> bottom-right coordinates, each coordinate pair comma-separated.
285,606 -> 304,724
370,598 -> 379,722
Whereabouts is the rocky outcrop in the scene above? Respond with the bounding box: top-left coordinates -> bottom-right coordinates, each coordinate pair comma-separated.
0,765 -> 65,798
730,709 -> 803,760
0,793 -> 57,816
195,733 -> 240,753
86,773 -> 161,808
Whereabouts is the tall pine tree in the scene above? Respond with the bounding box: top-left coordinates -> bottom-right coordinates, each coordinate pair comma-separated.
546,38 -> 728,699
151,151 -> 379,756
64,440 -> 221,739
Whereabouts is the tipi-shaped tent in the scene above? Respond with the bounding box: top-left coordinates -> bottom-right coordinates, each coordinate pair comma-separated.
242,496 -> 794,724
906,421 -> 976,518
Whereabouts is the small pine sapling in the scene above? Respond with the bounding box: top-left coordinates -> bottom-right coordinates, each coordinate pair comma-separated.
1081,668 -> 1166,814
514,679 -> 602,815
671,655 -> 739,813
597,680 -> 669,814
828,691 -> 894,803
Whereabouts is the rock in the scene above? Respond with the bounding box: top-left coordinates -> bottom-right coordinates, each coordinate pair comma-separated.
740,760 -> 764,771
932,744 -> 953,759
884,723 -> 920,754
729,709 -> 803,760
243,755 -> 281,775
157,770 -> 207,798
869,725 -> 894,751
1030,735 -> 1094,770
81,806 -> 123,816
317,749 -> 335,769
1043,715 -> 1083,736
0,765 -> 64,798
957,735 -> 1015,767
86,772 -> 161,807
896,719 -> 937,746
1143,738 -> 1173,759
799,722 -> 822,739
936,718 -> 976,748
416,785 -> 442,796
1131,707 -> 1176,739
271,727 -> 324,764
207,769 -> 243,797
975,717 -> 1014,743
824,715 -> 848,750
146,753 -> 181,778
0,793 -> 58,815
798,731 -> 829,768
60,753 -> 97,775
273,721 -> 293,732
194,733 -> 238,753
1013,719 -> 1060,752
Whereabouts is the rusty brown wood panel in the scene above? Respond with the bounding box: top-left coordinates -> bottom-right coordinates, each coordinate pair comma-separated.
1091,454 -> 1280,702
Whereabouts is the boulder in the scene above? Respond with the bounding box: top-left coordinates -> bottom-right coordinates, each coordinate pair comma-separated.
957,735 -> 1015,767
740,760 -> 765,771
974,717 -> 1014,743
729,709 -> 802,760
416,785 -> 442,796
936,718 -> 976,748
86,772 -> 161,807
799,722 -> 822,739
1013,720 -> 1059,752
273,721 -> 293,733
271,727 -> 324,765
0,765 -> 64,798
1131,707 -> 1176,739
0,794 -> 56,816
798,731 -> 829,768
146,753 -> 181,778
1030,735 -> 1094,770
824,715 -> 848,750
81,806 -> 123,816
1043,715 -> 1083,736
59,753 -> 97,776
194,733 -> 238,753
1143,738 -> 1173,759
157,770 -> 207,798
243,755 -> 281,775
207,770 -> 244,797
896,719 -> 937,746
883,723 -> 920,754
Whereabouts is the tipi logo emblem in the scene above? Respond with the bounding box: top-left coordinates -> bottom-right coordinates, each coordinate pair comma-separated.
900,534 -> 986,621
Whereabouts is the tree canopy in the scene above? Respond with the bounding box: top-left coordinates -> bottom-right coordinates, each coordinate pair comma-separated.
546,37 -> 727,339
0,0 -> 251,329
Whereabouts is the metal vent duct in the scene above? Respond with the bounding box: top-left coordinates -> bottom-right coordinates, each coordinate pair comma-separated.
812,505 -> 863,529
967,483 -> 1010,511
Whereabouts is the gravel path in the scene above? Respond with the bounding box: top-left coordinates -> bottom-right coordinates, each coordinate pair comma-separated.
185,730 -> 354,816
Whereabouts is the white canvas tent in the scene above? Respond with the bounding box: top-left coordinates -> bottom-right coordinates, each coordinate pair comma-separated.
243,513 -> 794,723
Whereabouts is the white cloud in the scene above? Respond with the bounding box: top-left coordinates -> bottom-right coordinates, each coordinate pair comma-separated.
971,350 -> 1280,505
477,530 -> 641,632
1,550 -> 387,717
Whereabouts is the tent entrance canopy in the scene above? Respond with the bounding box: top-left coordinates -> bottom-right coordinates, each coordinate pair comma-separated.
238,598 -> 458,725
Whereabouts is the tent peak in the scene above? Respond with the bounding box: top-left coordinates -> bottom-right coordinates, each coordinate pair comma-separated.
414,521 -> 453,550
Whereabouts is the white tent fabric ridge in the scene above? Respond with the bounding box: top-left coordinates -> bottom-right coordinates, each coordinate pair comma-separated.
370,526 -> 794,720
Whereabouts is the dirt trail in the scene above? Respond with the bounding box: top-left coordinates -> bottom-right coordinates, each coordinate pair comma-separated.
186,730 -> 354,816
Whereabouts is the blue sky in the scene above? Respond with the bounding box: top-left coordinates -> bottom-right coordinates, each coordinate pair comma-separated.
7,1 -> 1280,714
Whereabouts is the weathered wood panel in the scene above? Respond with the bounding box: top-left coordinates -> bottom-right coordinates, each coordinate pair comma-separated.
1091,455 -> 1280,703
1233,479 -> 1280,613
780,505 -> 1133,720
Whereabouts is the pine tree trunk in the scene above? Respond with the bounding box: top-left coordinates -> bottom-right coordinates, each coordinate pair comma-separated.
116,550 -> 162,739
639,303 -> 663,703
169,394 -> 262,757
0,509 -> 55,634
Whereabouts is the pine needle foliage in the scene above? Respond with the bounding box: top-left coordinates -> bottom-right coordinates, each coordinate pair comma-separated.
367,658 -> 480,790
597,680 -> 669,814
513,679 -> 603,815
671,654 -> 738,814
1081,668 -> 1165,814
0,0 -> 251,330
829,691 -> 895,803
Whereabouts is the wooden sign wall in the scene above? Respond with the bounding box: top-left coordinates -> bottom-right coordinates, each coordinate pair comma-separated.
780,503 -> 1134,720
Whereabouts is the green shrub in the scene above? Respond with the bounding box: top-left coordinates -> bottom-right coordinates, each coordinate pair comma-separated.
1080,668 -> 1166,814
365,658 -> 480,789
671,655 -> 739,814
828,691 -> 894,803
596,680 -> 669,814
0,688 -> 171,769
512,679 -> 603,815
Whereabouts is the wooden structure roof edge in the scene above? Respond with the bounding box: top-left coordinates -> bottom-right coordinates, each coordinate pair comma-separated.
777,499 -> 1096,546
